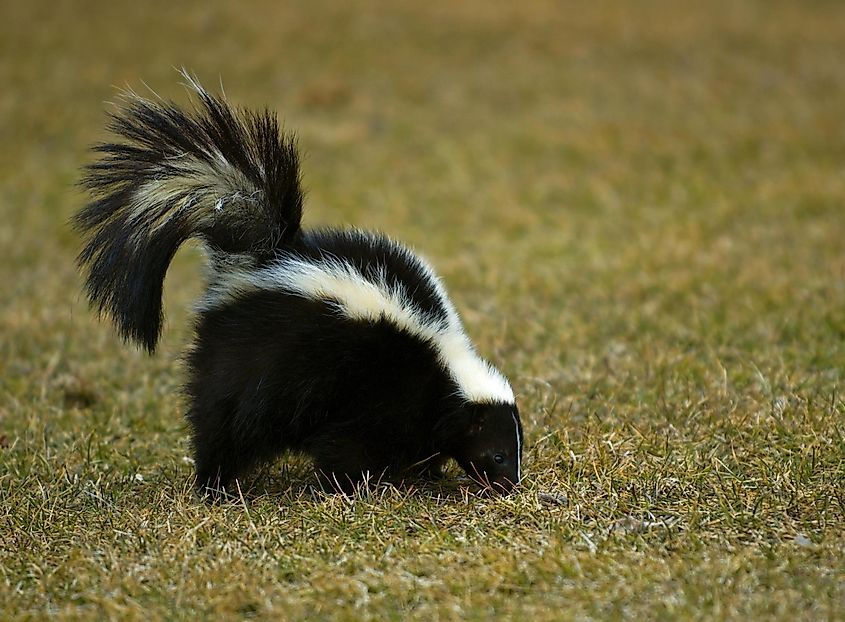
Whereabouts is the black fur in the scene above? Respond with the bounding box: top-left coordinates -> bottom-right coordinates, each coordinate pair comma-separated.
187,285 -> 458,492
74,79 -> 302,351
74,76 -> 523,497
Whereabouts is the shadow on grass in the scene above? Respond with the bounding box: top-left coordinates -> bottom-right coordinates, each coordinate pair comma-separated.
183,455 -> 475,506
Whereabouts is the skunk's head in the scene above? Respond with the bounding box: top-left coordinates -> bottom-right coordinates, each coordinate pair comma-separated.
450,402 -> 523,494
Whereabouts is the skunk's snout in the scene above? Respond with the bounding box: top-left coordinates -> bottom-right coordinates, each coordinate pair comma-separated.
463,461 -> 519,495
472,474 -> 518,496
491,476 -> 517,495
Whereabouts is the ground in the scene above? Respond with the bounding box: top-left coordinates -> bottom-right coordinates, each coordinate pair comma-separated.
1,1 -> 843,620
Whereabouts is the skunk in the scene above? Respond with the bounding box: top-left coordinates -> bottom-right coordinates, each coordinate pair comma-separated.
74,76 -> 522,496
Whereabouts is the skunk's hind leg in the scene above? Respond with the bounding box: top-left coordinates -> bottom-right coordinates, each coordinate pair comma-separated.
187,398 -> 269,500
189,408 -> 241,498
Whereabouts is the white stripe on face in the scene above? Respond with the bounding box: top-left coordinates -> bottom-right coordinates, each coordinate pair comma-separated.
511,411 -> 521,483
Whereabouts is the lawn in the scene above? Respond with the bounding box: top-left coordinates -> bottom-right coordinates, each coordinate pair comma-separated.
1,1 -> 843,619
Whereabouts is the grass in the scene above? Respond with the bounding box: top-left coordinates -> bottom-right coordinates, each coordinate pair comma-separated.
1,0 -> 844,619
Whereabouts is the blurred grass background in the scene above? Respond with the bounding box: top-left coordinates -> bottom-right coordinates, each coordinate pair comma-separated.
1,1 -> 844,620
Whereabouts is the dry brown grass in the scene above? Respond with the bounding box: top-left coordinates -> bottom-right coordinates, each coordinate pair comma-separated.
1,1 -> 844,619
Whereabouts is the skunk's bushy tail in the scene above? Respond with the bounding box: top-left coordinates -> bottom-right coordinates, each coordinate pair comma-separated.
74,75 -> 303,352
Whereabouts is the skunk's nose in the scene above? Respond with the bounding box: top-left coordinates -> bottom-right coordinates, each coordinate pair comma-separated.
492,476 -> 517,495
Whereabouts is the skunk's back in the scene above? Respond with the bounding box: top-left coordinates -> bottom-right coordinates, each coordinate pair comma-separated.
202,229 -> 515,405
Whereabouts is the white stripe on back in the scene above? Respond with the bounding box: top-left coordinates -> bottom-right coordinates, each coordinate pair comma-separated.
201,254 -> 515,405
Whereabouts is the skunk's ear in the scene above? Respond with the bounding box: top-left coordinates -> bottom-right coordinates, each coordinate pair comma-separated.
434,403 -> 490,453
433,407 -> 474,450
463,403 -> 491,436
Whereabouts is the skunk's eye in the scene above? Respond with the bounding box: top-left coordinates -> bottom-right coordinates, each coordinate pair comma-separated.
493,454 -> 504,464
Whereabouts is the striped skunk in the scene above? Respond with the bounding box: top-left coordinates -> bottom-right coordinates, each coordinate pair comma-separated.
74,76 -> 522,496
